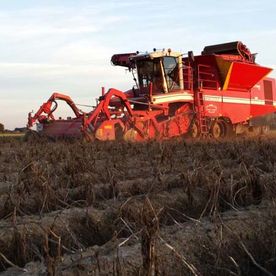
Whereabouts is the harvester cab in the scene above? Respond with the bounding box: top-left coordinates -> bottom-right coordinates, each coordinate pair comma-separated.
112,49 -> 185,99
131,49 -> 184,95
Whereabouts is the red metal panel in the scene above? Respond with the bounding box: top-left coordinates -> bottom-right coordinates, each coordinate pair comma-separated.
250,78 -> 276,118
250,104 -> 275,118
264,80 -> 273,105
202,90 -> 222,117
42,119 -> 82,138
224,63 -> 272,91
202,89 -> 252,124
222,90 -> 250,123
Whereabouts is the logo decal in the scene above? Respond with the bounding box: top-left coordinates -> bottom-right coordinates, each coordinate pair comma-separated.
206,104 -> 218,114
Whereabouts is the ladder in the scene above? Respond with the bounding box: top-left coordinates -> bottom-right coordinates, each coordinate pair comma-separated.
195,90 -> 209,135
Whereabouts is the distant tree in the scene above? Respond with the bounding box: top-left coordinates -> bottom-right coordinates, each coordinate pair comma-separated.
0,123 -> 4,132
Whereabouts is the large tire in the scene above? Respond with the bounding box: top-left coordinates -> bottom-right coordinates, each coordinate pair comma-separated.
261,125 -> 270,136
211,121 -> 224,139
23,130 -> 41,142
190,122 -> 200,138
222,120 -> 234,138
23,130 -> 57,142
115,123 -> 124,140
246,126 -> 262,137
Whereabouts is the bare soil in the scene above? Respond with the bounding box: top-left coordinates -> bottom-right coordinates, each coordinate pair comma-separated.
0,136 -> 275,275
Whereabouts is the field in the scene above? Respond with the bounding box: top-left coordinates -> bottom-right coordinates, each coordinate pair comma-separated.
0,133 -> 24,137
0,136 -> 275,275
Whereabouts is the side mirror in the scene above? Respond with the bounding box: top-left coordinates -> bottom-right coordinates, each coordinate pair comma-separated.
188,51 -> 194,62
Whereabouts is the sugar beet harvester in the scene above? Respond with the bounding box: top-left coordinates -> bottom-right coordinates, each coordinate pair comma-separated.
28,41 -> 276,141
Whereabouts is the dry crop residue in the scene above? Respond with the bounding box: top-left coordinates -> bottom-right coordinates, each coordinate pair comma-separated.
0,136 -> 275,275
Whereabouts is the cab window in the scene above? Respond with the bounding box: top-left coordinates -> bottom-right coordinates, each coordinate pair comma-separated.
163,56 -> 179,90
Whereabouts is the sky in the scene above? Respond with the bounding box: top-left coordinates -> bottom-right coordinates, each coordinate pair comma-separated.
0,0 -> 276,129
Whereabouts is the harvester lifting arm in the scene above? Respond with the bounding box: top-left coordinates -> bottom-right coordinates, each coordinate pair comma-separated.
83,88 -> 133,127
48,93 -> 81,117
82,88 -> 134,140
27,92 -> 81,128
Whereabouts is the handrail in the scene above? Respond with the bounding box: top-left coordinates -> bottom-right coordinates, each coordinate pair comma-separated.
183,64 -> 193,90
197,64 -> 219,90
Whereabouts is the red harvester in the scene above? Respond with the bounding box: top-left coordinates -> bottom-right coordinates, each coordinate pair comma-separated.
28,41 -> 276,141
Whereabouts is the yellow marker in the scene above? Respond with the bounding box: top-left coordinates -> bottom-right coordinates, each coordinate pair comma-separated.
223,63 -> 234,90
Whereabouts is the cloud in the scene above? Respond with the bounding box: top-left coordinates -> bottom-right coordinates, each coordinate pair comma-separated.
0,25 -> 99,37
0,5 -> 127,41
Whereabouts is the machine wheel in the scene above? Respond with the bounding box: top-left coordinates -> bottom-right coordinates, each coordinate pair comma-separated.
23,130 -> 41,142
211,120 -> 224,139
115,123 -> 124,140
261,125 -> 270,135
190,122 -> 200,138
246,126 -> 262,137
222,120 -> 234,138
